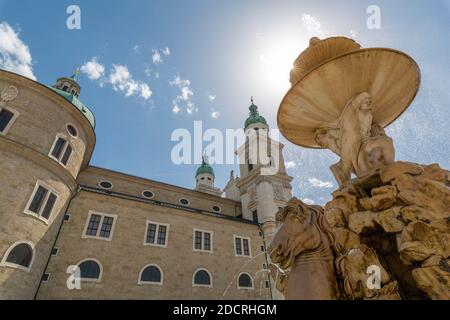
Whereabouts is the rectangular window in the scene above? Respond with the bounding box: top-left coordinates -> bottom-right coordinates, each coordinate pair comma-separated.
41,193 -> 57,219
99,216 -> 114,238
25,181 -> 59,222
235,237 -> 242,255
0,108 -> 14,133
42,273 -> 50,282
86,214 -> 101,236
193,229 -> 213,252
49,135 -> 73,167
234,236 -> 251,257
83,211 -> 117,241
252,210 -> 258,223
157,225 -> 167,245
60,144 -> 73,166
28,186 -> 48,213
243,238 -> 250,256
51,137 -> 66,158
194,231 -> 202,250
146,223 -> 157,244
204,232 -> 211,251
144,221 -> 169,247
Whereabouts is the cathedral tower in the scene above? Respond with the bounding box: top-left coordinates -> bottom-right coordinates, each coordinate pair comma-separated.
234,98 -> 293,241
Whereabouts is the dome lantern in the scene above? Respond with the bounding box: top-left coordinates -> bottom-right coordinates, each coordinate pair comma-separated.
53,69 -> 81,97
195,155 -> 215,178
244,97 -> 268,130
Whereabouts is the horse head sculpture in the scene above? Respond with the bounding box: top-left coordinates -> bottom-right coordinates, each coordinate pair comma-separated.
268,198 -> 341,299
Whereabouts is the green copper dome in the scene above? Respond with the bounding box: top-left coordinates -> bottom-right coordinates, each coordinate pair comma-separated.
46,86 -> 96,129
244,98 -> 267,129
46,71 -> 95,129
196,158 -> 215,178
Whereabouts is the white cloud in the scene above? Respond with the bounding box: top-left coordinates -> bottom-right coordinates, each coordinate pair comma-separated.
0,22 -> 36,80
80,57 -> 105,80
180,86 -> 193,101
108,64 -> 152,100
133,45 -> 140,53
208,94 -> 216,102
162,46 -> 170,56
211,111 -> 220,119
302,14 -> 326,38
285,161 -> 297,169
170,75 -> 190,87
172,104 -> 181,114
187,101 -> 196,114
308,177 -> 334,188
152,49 -> 162,64
302,198 -> 315,205
170,74 -> 196,114
139,83 -> 152,100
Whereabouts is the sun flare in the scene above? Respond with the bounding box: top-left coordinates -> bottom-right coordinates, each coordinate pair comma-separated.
258,35 -> 308,95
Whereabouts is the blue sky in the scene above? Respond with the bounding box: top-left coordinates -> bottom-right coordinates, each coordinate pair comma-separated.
1,0 -> 449,205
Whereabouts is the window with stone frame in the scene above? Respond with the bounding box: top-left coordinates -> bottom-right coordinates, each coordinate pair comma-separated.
238,273 -> 253,289
83,212 -> 117,241
139,264 -> 163,284
193,229 -> 213,252
234,236 -> 251,257
1,242 -> 34,271
78,259 -> 102,280
0,107 -> 18,134
144,221 -> 169,247
25,181 -> 59,222
193,269 -> 212,287
49,134 -> 73,167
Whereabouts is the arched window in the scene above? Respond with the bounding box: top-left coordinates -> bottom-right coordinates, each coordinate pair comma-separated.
193,268 -> 212,287
1,241 -> 34,272
49,134 -> 73,167
78,259 -> 102,281
138,264 -> 163,285
237,273 -> 253,289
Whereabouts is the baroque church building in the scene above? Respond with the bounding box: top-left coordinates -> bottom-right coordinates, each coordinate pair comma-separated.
0,69 -> 292,299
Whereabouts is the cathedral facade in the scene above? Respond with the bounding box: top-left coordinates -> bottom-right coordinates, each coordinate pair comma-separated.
0,69 -> 292,300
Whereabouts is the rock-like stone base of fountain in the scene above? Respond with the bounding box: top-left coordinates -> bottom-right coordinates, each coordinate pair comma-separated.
325,161 -> 450,300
